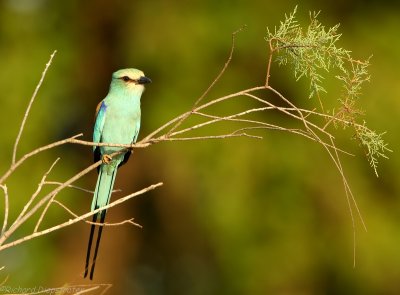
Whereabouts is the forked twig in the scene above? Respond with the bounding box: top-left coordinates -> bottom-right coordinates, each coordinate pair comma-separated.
52,199 -> 142,228
12,50 -> 57,165
0,159 -> 102,246
14,158 -> 60,232
0,133 -> 83,185
165,25 -> 246,137
0,183 -> 162,251
44,181 -> 121,194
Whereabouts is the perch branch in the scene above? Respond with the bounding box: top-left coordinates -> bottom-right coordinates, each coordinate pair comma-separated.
52,200 -> 142,228
0,159 -> 102,246
0,182 -> 162,251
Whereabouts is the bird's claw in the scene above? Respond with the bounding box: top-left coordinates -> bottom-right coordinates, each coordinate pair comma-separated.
102,154 -> 112,164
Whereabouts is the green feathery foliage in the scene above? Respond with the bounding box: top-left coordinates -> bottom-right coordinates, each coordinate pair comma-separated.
355,124 -> 390,176
266,6 -> 391,176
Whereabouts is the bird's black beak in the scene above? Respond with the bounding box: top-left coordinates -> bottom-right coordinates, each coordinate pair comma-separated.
137,76 -> 152,84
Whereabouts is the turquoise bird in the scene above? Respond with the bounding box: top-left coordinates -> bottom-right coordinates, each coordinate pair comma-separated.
84,68 -> 151,280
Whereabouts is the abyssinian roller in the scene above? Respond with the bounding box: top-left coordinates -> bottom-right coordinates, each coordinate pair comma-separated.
84,68 -> 151,279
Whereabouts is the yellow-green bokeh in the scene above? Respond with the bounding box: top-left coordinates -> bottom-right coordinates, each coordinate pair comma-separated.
0,0 -> 399,294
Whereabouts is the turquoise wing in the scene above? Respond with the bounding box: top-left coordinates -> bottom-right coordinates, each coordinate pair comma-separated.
93,100 -> 107,165
93,100 -> 107,149
133,120 -> 141,143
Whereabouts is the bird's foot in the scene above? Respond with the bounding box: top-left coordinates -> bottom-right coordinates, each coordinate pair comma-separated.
102,154 -> 112,164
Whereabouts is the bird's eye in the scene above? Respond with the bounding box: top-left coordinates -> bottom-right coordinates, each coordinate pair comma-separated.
122,76 -> 130,82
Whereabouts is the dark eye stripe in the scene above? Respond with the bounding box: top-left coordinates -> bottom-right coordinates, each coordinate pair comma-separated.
122,76 -> 130,82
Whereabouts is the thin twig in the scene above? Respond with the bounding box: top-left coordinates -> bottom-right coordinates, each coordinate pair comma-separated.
69,138 -> 150,149
162,133 -> 262,141
12,50 -> 57,165
44,181 -> 95,194
52,199 -> 142,228
0,182 -> 163,251
171,107 -> 271,136
0,139 -> 128,246
0,134 -> 83,185
304,122 -> 366,266
33,159 -> 78,232
4,283 -> 113,295
0,185 -> 9,237
0,270 -> 8,288
44,181 -> 121,194
0,158 -> 101,246
190,111 -> 351,154
265,77 -> 367,263
328,135 -> 367,267
141,86 -> 264,142
193,86 -> 265,113
258,89 -> 333,139
14,158 -> 60,231
265,39 -> 275,86
165,25 -> 247,138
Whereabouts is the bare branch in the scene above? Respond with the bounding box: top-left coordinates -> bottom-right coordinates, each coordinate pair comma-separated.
12,50 -> 57,165
0,134 -> 83,185
13,158 -> 60,232
165,25 -> 247,137
0,182 -> 163,251
0,185 -> 9,237
52,199 -> 142,228
0,158 -> 101,246
170,107 -> 271,137
162,133 -> 263,141
44,181 -> 121,194
33,159 -> 73,232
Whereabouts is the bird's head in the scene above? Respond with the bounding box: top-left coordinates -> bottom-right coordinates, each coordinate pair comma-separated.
110,68 -> 152,93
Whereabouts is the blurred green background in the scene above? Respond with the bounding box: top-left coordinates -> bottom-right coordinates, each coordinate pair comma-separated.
0,0 -> 399,294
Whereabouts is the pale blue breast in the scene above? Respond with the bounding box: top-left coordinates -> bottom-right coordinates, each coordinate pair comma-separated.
100,92 -> 141,156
